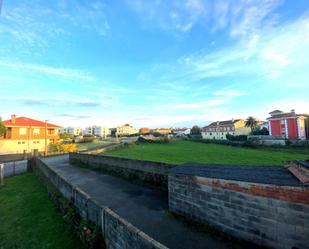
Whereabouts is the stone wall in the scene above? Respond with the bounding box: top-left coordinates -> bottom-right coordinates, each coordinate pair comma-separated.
169,172 -> 309,249
33,157 -> 167,249
69,153 -> 176,189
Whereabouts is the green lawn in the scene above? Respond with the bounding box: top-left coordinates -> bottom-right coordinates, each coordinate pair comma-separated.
104,141 -> 308,166
0,173 -> 82,249
76,139 -> 114,151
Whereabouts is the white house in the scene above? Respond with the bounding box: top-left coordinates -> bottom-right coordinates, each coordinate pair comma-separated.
173,128 -> 191,136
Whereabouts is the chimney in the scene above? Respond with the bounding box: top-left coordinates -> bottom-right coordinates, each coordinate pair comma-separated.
11,114 -> 16,124
291,109 -> 295,115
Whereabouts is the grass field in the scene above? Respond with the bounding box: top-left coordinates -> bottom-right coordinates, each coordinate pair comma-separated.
104,140 -> 308,166
0,173 -> 82,249
76,139 -> 114,151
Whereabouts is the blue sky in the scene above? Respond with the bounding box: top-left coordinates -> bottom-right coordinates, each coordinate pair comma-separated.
0,0 -> 308,128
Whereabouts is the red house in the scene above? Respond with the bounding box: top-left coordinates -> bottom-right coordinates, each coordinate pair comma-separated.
267,110 -> 308,140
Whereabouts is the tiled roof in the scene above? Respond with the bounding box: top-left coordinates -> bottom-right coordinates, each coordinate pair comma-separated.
267,112 -> 308,119
3,117 -> 61,128
204,119 -> 241,128
269,109 -> 283,114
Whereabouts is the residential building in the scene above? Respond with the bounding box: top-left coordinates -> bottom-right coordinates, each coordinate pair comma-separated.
152,128 -> 172,135
202,119 -> 251,140
0,114 -> 61,154
83,126 -> 93,136
267,109 -> 308,140
173,128 -> 191,136
92,126 -> 110,138
116,124 -> 139,136
59,127 -> 82,136
139,128 -> 150,134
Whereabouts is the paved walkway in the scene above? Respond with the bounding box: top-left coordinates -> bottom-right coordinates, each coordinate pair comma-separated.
42,155 -> 261,249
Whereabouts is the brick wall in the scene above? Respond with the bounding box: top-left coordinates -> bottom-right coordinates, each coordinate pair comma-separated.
169,173 -> 309,249
33,157 -> 167,249
69,153 -> 176,189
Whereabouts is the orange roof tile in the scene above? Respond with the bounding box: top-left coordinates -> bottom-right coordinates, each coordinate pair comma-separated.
3,116 -> 62,128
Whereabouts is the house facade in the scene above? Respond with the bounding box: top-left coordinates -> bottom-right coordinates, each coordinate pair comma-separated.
152,128 -> 172,135
0,115 -> 61,154
202,119 -> 251,140
267,110 -> 307,140
116,124 -> 139,136
139,128 -> 150,134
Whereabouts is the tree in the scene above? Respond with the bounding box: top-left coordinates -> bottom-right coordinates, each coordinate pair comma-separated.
0,120 -> 6,137
305,116 -> 309,140
245,116 -> 258,133
191,125 -> 201,135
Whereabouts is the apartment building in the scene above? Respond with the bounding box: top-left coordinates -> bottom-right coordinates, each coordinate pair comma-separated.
59,127 -> 82,136
116,124 -> 139,136
0,115 -> 61,154
267,109 -> 308,140
92,126 -> 110,138
202,119 -> 251,140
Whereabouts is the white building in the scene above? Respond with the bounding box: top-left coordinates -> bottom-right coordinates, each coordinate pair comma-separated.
116,124 -> 139,136
173,128 -> 191,136
92,126 -> 110,138
59,127 -> 82,136
82,126 -> 110,138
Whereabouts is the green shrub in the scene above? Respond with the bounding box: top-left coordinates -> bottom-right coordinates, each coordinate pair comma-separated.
226,134 -> 248,141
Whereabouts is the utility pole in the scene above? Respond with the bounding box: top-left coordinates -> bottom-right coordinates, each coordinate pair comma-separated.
45,120 -> 48,156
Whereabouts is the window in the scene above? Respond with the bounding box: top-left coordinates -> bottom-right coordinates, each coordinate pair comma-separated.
19,128 -> 27,135
280,120 -> 285,125
22,141 -> 25,144
18,141 -> 21,144
33,128 -> 40,135
48,129 -> 54,135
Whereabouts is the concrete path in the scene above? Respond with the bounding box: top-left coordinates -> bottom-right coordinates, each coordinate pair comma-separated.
42,155 -> 261,249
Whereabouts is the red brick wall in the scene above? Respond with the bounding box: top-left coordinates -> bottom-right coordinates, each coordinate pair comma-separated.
195,177 -> 309,205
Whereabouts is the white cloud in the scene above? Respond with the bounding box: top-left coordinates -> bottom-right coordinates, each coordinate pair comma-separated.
0,0 -> 110,56
0,61 -> 96,82
213,89 -> 248,97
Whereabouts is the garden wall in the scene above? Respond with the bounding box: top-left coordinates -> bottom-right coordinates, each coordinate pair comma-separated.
33,157 -> 167,249
169,165 -> 309,249
69,153 -> 176,189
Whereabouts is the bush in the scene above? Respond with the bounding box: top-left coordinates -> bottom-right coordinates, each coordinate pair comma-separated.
226,134 -> 248,141
77,135 -> 95,143
251,127 -> 269,135
137,136 -> 170,144
48,143 -> 77,153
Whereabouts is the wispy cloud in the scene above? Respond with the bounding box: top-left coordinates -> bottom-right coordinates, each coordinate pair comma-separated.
0,61 -> 96,82
213,89 -> 248,97
0,0 -> 110,56
126,0 -> 282,35
126,0 -> 207,33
